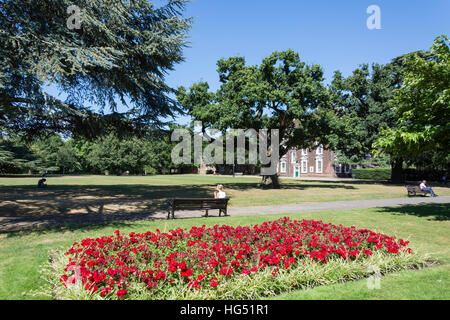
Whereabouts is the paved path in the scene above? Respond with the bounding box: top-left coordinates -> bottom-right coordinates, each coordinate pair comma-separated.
2,196 -> 449,232
153,196 -> 450,219
226,196 -> 450,216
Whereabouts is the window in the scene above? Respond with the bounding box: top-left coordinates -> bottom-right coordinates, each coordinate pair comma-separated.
316,159 -> 323,173
291,151 -> 297,163
280,162 -> 286,173
301,160 -> 308,173
335,164 -> 341,174
344,164 -> 350,173
302,149 -> 308,156
317,145 -> 323,155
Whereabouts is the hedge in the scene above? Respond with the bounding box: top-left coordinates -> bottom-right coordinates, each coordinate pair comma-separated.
352,168 -> 391,181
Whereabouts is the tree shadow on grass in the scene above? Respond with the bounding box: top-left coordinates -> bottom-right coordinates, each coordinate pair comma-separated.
1,209 -> 230,238
377,203 -> 450,221
2,218 -> 154,238
0,181 -> 359,233
0,181 -> 357,201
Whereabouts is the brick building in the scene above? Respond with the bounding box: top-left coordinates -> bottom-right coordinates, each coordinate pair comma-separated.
277,145 -> 351,178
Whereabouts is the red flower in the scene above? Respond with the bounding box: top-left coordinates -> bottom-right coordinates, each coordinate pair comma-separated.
210,278 -> 218,288
60,217 -> 412,298
117,289 -> 127,298
180,268 -> 193,277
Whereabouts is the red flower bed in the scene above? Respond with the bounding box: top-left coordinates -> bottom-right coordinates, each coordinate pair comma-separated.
59,217 -> 412,298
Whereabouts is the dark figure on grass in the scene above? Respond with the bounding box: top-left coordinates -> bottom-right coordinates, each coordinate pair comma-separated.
419,180 -> 437,197
37,178 -> 47,188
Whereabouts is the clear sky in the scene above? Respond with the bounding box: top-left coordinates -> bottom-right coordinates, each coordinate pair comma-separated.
167,0 -> 449,92
46,0 -> 450,124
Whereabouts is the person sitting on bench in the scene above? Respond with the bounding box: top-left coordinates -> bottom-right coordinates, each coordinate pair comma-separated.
419,180 -> 437,197
37,178 -> 47,188
214,184 -> 227,199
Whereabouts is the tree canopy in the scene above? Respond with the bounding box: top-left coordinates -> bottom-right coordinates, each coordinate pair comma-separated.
0,0 -> 191,138
374,35 -> 449,164
177,50 -> 330,186
324,63 -> 399,165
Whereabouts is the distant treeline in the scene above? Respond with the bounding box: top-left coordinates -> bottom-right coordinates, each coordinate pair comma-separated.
0,131 -> 197,175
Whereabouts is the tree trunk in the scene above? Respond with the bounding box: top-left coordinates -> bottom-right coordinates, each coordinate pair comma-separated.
259,174 -> 280,189
390,157 -> 404,184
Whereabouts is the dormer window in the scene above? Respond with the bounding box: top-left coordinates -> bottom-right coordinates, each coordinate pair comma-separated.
317,145 -> 323,155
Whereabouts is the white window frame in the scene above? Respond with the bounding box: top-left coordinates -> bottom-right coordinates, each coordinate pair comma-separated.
291,150 -> 297,163
280,162 -> 287,173
301,160 -> 308,173
344,164 -> 350,173
302,149 -> 308,156
335,164 -> 342,174
316,159 -> 323,174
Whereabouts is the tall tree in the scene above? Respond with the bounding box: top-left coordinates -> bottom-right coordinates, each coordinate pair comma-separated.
374,35 -> 450,180
0,0 -> 191,138
325,48 -> 436,182
177,50 -> 329,187
326,63 -> 397,163
0,137 -> 40,173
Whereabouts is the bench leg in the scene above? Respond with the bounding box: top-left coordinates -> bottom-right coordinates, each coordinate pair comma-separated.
202,209 -> 209,217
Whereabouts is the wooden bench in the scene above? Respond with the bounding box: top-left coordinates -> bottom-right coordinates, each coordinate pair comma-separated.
405,185 -> 428,196
166,198 -> 230,219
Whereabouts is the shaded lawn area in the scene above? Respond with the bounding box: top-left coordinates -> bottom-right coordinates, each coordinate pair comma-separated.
1,175 -> 449,219
0,203 -> 449,300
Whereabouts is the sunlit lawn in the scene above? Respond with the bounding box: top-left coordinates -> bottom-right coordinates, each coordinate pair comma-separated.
1,175 -> 449,216
0,203 -> 448,299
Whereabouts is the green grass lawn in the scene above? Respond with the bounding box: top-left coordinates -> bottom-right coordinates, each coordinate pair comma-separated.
0,203 -> 448,300
1,175 -> 449,219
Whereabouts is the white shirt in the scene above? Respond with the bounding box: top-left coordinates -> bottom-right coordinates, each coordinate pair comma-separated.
217,191 -> 227,198
419,183 -> 426,190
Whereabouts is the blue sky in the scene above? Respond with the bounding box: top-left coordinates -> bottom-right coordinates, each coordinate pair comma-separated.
167,0 -> 449,91
47,0 -> 450,124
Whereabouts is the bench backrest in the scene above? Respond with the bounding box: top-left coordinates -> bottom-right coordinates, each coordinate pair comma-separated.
406,185 -> 424,192
171,198 -> 229,210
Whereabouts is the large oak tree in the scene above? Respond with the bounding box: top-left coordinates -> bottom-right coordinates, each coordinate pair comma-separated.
177,50 -> 329,187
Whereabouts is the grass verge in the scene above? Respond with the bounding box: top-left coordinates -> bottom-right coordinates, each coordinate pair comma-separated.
0,203 -> 448,300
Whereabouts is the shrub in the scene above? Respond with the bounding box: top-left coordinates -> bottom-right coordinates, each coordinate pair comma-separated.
40,217 -> 428,300
144,166 -> 157,175
352,168 -> 391,181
